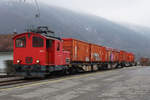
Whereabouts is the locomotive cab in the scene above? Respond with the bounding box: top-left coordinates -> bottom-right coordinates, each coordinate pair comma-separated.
14,32 -> 47,65
13,32 -> 70,77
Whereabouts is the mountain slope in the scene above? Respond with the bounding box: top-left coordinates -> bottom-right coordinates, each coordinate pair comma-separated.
122,23 -> 150,39
0,1 -> 149,58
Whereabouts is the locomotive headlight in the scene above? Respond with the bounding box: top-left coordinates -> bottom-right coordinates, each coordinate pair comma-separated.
17,60 -> 20,63
36,60 -> 40,63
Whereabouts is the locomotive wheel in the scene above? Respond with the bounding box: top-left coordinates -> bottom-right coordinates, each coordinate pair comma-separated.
69,67 -> 77,75
64,69 -> 70,75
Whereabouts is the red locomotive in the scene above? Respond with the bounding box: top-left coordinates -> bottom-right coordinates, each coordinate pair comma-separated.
13,26 -> 135,77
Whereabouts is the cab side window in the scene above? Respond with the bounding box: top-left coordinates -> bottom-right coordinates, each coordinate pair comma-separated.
32,36 -> 44,47
46,39 -> 52,48
16,37 -> 26,48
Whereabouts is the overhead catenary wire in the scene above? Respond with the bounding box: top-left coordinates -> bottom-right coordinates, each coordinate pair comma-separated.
21,0 -> 41,31
34,0 -> 41,26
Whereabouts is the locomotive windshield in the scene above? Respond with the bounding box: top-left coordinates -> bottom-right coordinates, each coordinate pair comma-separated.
15,36 -> 26,48
32,36 -> 44,47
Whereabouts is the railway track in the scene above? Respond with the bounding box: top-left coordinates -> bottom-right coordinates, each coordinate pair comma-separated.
0,77 -> 25,86
0,72 -> 92,87
0,80 -> 25,86
0,74 -> 16,78
0,67 -> 133,89
0,73 -> 88,89
0,74 -> 65,87
0,77 -> 44,88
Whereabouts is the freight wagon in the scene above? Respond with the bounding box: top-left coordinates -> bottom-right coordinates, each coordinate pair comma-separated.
105,48 -> 120,69
90,44 -> 106,63
62,38 -> 90,63
140,58 -> 150,66
13,26 -> 135,77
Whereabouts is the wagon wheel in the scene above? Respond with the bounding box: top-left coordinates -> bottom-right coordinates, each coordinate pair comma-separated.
107,64 -> 111,70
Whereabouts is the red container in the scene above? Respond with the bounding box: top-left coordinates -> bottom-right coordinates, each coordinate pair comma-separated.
62,38 -> 90,62
90,44 -> 106,62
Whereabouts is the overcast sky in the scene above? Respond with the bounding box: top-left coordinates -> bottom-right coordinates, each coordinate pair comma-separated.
38,0 -> 150,27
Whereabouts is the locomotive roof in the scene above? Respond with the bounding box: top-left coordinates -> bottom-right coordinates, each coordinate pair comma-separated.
13,32 -> 61,40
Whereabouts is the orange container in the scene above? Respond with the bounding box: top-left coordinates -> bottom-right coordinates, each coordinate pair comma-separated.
90,44 -> 106,62
105,49 -> 109,62
119,50 -> 127,62
112,49 -> 120,62
131,53 -> 135,62
127,52 -> 134,62
105,48 -> 120,62
106,48 -> 113,62
62,38 -> 90,62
